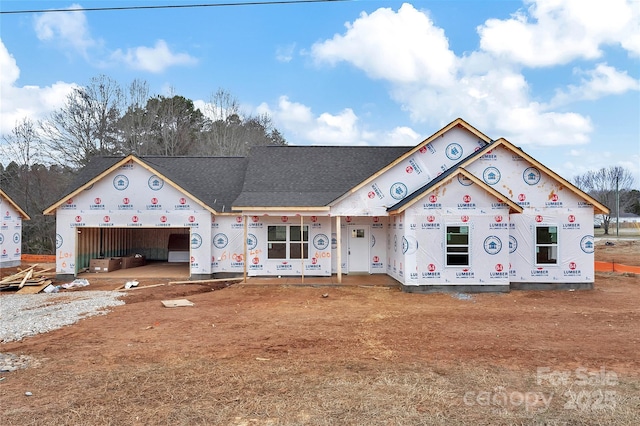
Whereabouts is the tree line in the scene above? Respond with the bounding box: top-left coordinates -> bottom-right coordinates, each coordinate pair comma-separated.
1,74 -> 287,254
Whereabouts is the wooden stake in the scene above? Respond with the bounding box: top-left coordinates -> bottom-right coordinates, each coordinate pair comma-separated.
168,277 -> 244,285
117,283 -> 166,291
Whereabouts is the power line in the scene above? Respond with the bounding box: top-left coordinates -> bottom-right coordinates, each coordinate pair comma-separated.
0,0 -> 351,15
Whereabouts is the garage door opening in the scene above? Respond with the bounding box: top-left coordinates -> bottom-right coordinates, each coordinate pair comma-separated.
76,227 -> 191,278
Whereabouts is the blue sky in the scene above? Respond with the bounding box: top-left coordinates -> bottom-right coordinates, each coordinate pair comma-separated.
1,0 -> 639,187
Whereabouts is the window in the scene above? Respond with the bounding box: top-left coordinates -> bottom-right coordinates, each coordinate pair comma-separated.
351,228 -> 365,238
446,225 -> 469,266
289,225 -> 308,259
267,225 -> 308,259
535,226 -> 558,265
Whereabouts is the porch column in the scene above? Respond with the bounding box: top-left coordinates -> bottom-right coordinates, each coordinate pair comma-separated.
336,215 -> 342,284
243,215 -> 248,283
300,215 -> 304,284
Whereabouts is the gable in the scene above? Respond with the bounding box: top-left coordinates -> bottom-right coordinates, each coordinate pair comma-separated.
0,189 -> 30,220
45,155 -> 249,215
462,140 -> 609,214
388,169 -> 522,215
330,120 -> 492,216
334,118 -> 490,204
55,160 -> 202,215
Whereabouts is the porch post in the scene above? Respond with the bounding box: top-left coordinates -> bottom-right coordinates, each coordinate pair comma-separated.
300,215 -> 304,284
243,215 -> 248,283
336,215 -> 342,284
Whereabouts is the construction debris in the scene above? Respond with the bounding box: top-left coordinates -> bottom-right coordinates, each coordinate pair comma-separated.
0,265 -> 56,293
161,299 -> 194,308
60,279 -> 90,290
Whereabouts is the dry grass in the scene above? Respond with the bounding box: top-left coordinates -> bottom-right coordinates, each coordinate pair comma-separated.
3,359 -> 638,425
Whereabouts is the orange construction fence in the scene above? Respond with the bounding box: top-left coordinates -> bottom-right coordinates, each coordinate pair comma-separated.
21,254 -> 56,263
594,261 -> 640,274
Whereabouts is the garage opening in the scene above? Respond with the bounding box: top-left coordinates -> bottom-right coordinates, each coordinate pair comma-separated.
76,227 -> 190,276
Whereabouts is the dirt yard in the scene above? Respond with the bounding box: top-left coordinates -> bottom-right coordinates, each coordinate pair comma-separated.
1,239 -> 639,425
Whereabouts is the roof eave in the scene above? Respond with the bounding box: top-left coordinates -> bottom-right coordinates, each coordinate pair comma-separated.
387,168 -> 522,215
463,138 -> 610,215
330,118 -> 492,206
0,189 -> 31,220
43,155 -> 219,215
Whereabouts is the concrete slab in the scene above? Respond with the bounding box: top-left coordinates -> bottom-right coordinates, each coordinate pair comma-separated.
79,262 -> 190,279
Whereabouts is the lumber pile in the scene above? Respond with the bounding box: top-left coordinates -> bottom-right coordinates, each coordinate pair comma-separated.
0,264 -> 56,294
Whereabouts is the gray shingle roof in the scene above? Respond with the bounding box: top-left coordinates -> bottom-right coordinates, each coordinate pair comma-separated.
60,146 -> 412,212
63,156 -> 248,213
141,157 -> 248,212
232,146 -> 412,207
62,156 -> 123,199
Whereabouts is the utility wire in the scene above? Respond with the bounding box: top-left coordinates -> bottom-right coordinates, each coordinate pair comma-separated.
0,0 -> 351,15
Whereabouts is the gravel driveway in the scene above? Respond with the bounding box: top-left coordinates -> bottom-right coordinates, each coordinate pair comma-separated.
0,291 -> 125,343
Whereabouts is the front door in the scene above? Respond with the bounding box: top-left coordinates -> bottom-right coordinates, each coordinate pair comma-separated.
348,225 -> 370,273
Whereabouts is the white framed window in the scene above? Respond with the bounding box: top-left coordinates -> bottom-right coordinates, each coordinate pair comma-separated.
267,225 -> 308,259
535,226 -> 558,265
445,225 -> 470,267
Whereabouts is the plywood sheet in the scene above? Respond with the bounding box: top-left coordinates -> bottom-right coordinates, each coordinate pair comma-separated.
161,299 -> 194,308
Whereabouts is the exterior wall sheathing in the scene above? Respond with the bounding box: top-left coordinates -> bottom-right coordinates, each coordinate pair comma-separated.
55,159 -> 212,278
396,172 -> 512,292
465,145 -> 596,289
0,195 -> 24,268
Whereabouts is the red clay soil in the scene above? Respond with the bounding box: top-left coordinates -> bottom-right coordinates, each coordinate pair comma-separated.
0,239 -> 638,424
1,239 -> 638,374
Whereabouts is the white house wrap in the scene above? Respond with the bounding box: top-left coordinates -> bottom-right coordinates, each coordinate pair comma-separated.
1,189 -> 30,268
44,118 -> 608,292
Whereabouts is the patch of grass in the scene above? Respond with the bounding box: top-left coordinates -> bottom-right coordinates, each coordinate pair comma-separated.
595,227 -> 640,238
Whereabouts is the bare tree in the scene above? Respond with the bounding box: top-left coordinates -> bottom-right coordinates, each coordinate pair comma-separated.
1,119 -> 72,254
574,166 -> 635,234
1,118 -> 41,245
118,78 -> 153,155
200,88 -> 242,155
200,88 -> 286,156
1,117 -> 41,168
40,75 -> 123,168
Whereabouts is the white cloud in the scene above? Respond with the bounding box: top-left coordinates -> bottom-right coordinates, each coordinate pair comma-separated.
258,96 -> 361,145
257,96 -> 415,147
276,43 -> 296,63
34,4 -> 100,58
384,126 -> 421,146
0,39 -> 75,137
32,5 -> 196,73
550,63 -> 640,106
110,40 -> 197,73
478,0 -> 640,67
312,3 -> 456,86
